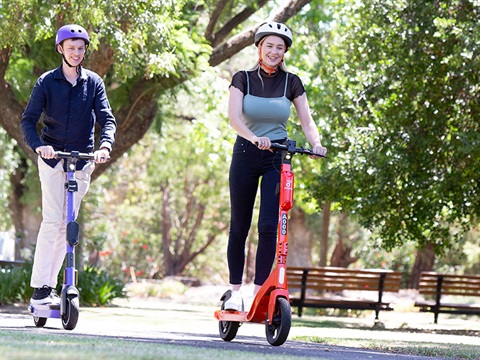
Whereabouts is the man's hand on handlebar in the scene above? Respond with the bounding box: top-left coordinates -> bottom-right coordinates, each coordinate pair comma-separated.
35,145 -> 56,159
94,148 -> 110,164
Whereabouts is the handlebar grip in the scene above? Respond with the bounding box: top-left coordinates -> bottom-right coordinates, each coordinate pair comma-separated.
269,143 -> 288,151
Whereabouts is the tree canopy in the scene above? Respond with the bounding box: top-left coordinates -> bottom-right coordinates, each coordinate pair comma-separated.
0,0 -> 315,250
0,0 -> 313,177
311,0 -> 480,252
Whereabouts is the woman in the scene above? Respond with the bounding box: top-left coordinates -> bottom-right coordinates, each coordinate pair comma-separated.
224,22 -> 327,310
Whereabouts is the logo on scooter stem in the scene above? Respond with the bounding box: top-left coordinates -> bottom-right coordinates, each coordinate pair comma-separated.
284,179 -> 292,191
281,213 -> 288,235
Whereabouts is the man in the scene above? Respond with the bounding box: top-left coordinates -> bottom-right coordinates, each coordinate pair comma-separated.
20,24 -> 116,305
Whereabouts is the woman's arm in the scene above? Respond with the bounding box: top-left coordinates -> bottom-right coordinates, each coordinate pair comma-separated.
228,86 -> 271,149
293,93 -> 327,156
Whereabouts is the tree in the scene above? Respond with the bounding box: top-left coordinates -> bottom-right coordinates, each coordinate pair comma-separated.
0,0 -> 315,251
0,0 -> 313,171
86,68 -> 233,279
310,0 -> 480,265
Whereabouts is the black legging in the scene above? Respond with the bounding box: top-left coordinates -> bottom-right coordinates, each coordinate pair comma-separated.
227,136 -> 283,286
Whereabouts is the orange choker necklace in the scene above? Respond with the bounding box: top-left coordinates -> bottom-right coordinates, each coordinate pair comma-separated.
259,60 -> 278,76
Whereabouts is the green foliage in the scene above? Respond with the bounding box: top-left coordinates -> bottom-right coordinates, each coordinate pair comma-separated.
2,0 -> 212,110
81,68 -> 232,281
77,265 -> 127,307
0,129 -> 19,230
308,0 -> 480,252
0,259 -> 125,306
0,261 -> 32,305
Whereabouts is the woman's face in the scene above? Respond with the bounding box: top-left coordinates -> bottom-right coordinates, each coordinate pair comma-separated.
259,35 -> 286,67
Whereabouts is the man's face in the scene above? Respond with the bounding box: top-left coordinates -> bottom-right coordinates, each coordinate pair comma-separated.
58,39 -> 86,66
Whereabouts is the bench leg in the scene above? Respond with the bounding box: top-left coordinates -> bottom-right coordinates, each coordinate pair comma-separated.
434,311 -> 439,324
298,305 -> 303,317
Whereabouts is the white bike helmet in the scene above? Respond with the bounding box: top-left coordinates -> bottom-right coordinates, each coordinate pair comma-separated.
254,22 -> 293,50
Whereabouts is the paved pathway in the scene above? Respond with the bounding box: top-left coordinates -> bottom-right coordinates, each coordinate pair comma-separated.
2,292 -> 478,359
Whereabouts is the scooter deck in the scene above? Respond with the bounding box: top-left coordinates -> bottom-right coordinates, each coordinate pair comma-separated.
214,309 -> 269,324
215,292 -> 270,323
28,303 -> 61,319
214,310 -> 249,322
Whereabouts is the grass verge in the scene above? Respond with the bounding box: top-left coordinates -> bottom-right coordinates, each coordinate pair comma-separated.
293,335 -> 480,359
1,330 -> 319,360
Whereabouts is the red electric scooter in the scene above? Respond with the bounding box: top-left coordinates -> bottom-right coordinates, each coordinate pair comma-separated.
214,139 -> 325,346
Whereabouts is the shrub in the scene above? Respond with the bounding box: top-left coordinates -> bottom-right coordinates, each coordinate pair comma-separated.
0,260 -> 33,305
0,261 -> 126,307
77,265 -> 127,306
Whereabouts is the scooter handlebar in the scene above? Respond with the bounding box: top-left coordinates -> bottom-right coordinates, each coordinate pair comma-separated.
270,142 -> 326,158
54,151 -> 95,160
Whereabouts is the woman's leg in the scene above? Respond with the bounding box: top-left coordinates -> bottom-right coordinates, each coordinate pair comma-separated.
227,138 -> 262,286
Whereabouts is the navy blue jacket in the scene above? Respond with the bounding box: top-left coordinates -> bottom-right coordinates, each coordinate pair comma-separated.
20,65 -> 116,170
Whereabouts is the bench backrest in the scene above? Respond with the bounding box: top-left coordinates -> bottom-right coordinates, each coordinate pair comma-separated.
286,266 -> 402,292
418,272 -> 480,298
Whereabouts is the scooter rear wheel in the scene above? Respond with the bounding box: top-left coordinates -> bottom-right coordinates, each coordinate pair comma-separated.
33,316 -> 47,328
265,297 -> 291,346
218,303 -> 240,341
61,294 -> 79,330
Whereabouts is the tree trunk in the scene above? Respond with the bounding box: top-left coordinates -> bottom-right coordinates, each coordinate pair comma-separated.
409,243 -> 435,289
319,202 -> 330,266
330,213 -> 358,268
8,154 -> 41,259
287,206 -> 312,267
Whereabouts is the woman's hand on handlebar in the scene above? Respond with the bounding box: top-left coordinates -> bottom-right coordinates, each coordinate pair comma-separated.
312,144 -> 327,158
252,136 -> 271,150
35,145 -> 55,159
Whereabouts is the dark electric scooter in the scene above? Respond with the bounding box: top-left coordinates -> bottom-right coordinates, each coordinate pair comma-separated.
29,151 -> 95,330
214,139 -> 325,346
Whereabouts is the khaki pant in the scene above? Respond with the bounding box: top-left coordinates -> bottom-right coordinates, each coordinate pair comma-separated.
30,157 -> 94,288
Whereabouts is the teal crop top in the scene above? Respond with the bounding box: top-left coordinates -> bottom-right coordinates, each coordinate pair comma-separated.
242,71 -> 291,140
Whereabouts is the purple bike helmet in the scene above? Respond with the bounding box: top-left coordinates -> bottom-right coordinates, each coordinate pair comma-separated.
55,24 -> 90,53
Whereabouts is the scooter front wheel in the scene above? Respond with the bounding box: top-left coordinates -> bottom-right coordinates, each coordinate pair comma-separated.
62,294 -> 79,330
218,303 -> 240,341
265,297 -> 291,346
33,316 -> 47,328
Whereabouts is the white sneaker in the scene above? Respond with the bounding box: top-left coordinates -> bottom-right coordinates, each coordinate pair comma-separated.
223,290 -> 244,311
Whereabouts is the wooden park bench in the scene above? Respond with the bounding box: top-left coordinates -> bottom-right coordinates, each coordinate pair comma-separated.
0,259 -> 25,268
286,266 -> 403,321
414,272 -> 480,324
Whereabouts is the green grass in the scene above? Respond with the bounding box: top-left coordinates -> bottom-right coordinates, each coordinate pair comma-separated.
292,317 -> 369,329
1,330 -> 320,360
3,326 -> 479,360
293,336 -> 480,359
290,314 -> 480,359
